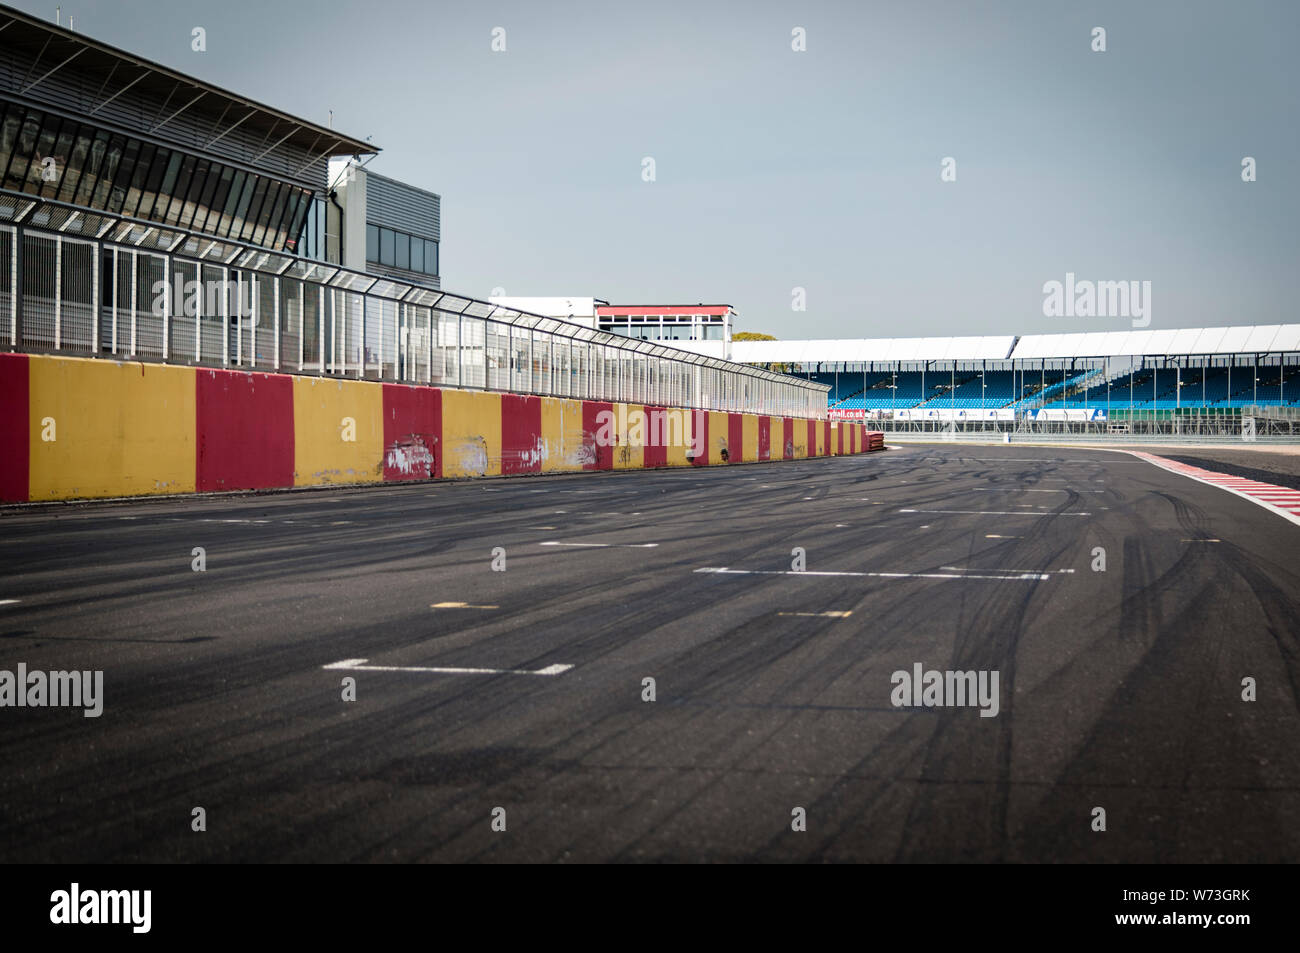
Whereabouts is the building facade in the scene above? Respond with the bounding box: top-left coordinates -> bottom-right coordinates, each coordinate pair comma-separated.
489,297 -> 733,360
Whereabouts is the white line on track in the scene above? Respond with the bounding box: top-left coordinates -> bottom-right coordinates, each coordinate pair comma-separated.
695,567 -> 1057,581
898,509 -> 1090,517
972,488 -> 1105,493
941,565 -> 1075,575
539,541 -> 659,548
0,599 -> 19,606
322,658 -> 573,677
777,610 -> 853,618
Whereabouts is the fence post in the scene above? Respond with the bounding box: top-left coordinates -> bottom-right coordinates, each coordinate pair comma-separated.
161,251 -> 169,360
91,239 -> 100,356
273,275 -> 280,370
54,235 -> 62,350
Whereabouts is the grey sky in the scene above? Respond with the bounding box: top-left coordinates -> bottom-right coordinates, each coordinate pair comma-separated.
15,0 -> 1298,338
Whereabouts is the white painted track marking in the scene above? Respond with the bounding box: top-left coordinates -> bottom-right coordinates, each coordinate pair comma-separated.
971,488 -> 1105,493
539,541 -> 659,548
323,658 -> 573,676
897,509 -> 1090,517
695,567 -> 1055,582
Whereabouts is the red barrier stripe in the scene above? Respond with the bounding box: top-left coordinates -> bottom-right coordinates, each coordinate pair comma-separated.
0,353 -> 29,502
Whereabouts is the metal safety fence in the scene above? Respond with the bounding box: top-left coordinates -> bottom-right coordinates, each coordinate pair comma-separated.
0,191 -> 827,419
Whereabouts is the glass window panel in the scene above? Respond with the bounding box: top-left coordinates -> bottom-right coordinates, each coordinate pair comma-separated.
31,114 -> 60,197
174,157 -> 209,229
410,237 -> 423,273
0,103 -> 21,187
241,176 -> 272,242
7,110 -> 43,193
290,191 -> 313,250
74,129 -> 111,207
122,142 -> 158,217
160,151 -> 196,225
282,190 -> 311,253
55,123 -> 92,202
221,170 -> 253,237
106,136 -> 140,213
148,148 -> 183,220
198,164 -> 234,233
90,134 -> 127,210
395,232 -> 409,270
188,158 -> 220,229
232,172 -> 263,240
379,228 -> 394,266
424,240 -> 438,276
252,180 -> 285,246
272,186 -> 299,247
134,146 -> 173,220
366,223 -> 378,261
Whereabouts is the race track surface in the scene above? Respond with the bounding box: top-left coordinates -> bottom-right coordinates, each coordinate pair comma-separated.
1,444 -> 1297,862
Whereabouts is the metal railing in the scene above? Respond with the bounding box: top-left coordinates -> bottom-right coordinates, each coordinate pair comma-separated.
0,190 -> 828,419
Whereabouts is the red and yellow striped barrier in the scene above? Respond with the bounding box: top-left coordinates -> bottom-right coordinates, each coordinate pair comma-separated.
0,353 -> 882,502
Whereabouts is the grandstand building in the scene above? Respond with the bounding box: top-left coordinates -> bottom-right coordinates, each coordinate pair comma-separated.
735,325 -> 1300,432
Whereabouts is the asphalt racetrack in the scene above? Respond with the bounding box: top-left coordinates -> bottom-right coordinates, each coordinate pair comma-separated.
1,444 -> 1297,862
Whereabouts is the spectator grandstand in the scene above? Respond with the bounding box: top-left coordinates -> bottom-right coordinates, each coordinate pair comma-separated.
734,325 -> 1300,419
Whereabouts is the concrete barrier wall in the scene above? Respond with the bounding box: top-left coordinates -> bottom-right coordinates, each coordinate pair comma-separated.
0,354 -> 878,503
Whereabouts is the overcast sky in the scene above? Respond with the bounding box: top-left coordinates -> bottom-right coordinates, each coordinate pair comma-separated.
15,0 -> 1298,338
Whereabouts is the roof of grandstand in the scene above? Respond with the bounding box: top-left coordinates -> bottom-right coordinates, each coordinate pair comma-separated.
733,324 -> 1300,364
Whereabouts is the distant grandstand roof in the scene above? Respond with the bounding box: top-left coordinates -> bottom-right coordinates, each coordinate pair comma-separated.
1012,325 -> 1300,359
733,336 -> 1015,364
733,325 -> 1300,364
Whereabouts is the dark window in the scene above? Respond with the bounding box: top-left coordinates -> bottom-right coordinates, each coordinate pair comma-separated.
424,240 -> 438,276
231,172 -> 262,240
0,103 -> 21,187
216,168 -> 248,236
158,152 -> 190,222
283,190 -> 311,252
75,129 -> 112,207
198,164 -> 234,233
106,137 -> 140,214
134,146 -> 172,220
252,180 -> 284,246
171,156 -> 205,228
262,185 -> 290,248
122,142 -> 158,218
190,159 -> 221,229
395,231 -> 409,270
91,135 -> 127,210
45,117 -> 76,200
54,124 -> 90,202
7,110 -> 43,193
222,170 -> 254,238
379,227 -> 395,266
366,223 -> 378,262
410,237 -> 423,273
240,175 -> 272,242
31,114 -> 59,197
